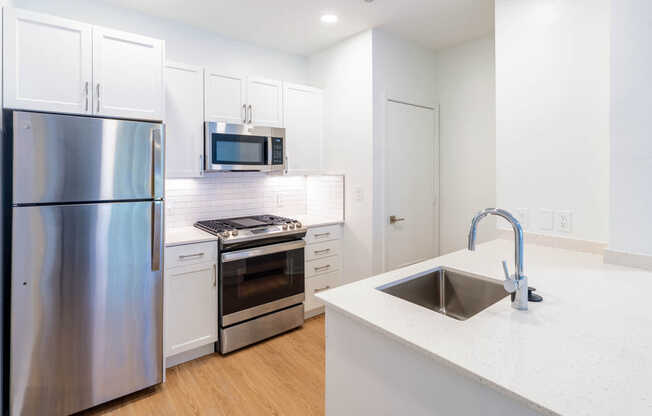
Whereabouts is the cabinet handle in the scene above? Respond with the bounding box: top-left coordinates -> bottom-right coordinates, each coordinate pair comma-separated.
314,248 -> 331,255
179,252 -> 205,260
96,83 -> 101,112
314,286 -> 331,293
248,105 -> 253,124
314,232 -> 331,239
242,104 -> 247,123
212,264 -> 217,287
84,81 -> 89,111
314,264 -> 331,272
199,154 -> 204,176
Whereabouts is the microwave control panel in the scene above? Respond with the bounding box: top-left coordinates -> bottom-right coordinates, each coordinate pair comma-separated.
272,138 -> 284,165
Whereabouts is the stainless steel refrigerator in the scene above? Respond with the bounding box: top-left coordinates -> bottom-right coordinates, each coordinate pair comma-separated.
4,110 -> 164,415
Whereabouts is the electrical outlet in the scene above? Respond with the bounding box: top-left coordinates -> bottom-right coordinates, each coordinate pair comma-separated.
539,209 -> 554,231
515,208 -> 529,229
556,210 -> 573,233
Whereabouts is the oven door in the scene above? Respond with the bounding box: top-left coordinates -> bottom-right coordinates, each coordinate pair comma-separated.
220,240 -> 305,326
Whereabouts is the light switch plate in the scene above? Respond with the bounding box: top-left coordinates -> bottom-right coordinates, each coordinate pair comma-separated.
555,210 -> 573,233
539,209 -> 554,231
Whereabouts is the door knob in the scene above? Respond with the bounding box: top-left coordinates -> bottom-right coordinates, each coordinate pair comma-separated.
389,215 -> 405,224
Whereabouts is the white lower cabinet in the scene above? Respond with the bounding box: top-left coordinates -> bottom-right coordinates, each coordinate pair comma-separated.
304,225 -> 342,317
164,243 -> 218,362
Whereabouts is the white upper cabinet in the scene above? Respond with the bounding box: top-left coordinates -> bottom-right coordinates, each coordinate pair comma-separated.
3,8 -> 164,121
3,8 -> 93,115
204,73 -> 283,127
247,77 -> 283,127
204,70 -> 246,123
283,83 -> 324,173
93,27 -> 164,120
165,62 -> 204,178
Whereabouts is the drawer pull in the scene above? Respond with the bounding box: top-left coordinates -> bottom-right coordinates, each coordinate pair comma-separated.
314,264 -> 331,272
179,252 -> 205,260
314,248 -> 331,255
314,286 -> 331,293
314,232 -> 331,238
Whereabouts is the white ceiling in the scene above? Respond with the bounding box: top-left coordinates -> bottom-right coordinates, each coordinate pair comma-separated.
101,0 -> 494,56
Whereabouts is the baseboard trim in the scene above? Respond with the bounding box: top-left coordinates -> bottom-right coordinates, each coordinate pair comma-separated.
603,248 -> 652,271
305,306 -> 325,320
165,343 -> 215,369
497,229 -> 606,255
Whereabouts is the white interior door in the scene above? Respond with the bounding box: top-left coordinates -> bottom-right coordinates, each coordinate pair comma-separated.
3,8 -> 92,114
385,100 -> 439,271
92,27 -> 164,120
247,77 -> 283,127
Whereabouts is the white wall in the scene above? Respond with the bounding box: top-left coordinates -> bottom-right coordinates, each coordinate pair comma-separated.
609,0 -> 652,256
8,0 -> 308,83
371,29 -> 437,273
308,31 -> 374,284
495,0 -> 610,242
435,35 -> 496,254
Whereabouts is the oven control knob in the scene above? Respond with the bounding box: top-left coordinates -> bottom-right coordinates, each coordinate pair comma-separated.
294,222 -> 302,229
231,230 -> 239,237
282,224 -> 289,230
287,223 -> 294,230
220,231 -> 230,238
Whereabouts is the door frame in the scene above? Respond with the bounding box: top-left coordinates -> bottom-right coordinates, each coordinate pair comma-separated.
379,95 -> 440,273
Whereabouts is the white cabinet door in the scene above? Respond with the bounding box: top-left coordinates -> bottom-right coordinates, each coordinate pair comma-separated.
247,77 -> 283,127
165,62 -> 204,178
204,70 -> 246,123
3,8 -> 92,114
284,83 -> 323,172
164,262 -> 218,357
92,27 -> 164,120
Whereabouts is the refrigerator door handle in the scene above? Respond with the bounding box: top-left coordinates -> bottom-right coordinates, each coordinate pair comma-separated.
152,201 -> 163,271
152,126 -> 164,199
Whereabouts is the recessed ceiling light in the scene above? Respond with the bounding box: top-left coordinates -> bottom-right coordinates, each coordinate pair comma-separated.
320,14 -> 338,24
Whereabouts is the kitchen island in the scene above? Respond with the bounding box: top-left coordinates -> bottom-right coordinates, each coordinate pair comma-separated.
317,239 -> 652,416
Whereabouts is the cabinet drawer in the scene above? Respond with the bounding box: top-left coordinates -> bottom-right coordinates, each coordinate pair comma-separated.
305,225 -> 341,244
305,240 -> 340,262
305,271 -> 339,312
306,254 -> 340,278
166,242 -> 217,269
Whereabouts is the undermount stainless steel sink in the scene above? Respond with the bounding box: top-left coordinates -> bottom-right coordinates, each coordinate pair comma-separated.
377,267 -> 509,321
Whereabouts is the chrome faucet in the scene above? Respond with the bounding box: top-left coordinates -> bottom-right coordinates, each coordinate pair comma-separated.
468,208 -> 528,311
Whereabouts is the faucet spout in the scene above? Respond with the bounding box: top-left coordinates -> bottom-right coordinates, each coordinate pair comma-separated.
468,208 -> 528,310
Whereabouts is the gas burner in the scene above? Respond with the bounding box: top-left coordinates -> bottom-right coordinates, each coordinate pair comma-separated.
194,214 -> 304,244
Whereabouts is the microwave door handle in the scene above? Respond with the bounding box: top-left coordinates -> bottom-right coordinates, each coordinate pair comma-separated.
221,240 -> 306,263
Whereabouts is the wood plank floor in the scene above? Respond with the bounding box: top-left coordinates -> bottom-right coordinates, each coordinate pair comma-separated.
80,315 -> 325,416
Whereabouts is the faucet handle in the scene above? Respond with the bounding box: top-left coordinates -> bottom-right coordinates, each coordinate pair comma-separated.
501,260 -> 518,293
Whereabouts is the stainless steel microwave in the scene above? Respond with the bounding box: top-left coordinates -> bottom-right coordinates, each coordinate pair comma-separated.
204,122 -> 286,172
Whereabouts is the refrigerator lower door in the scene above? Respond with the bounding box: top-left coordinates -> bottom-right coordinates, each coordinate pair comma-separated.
10,201 -> 164,416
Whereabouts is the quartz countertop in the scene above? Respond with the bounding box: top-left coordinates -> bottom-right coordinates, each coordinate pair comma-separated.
291,214 -> 344,228
165,226 -> 218,247
317,239 -> 652,416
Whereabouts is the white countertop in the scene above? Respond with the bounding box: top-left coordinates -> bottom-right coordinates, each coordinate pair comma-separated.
317,239 -> 652,416
291,214 -> 344,228
165,226 -> 218,247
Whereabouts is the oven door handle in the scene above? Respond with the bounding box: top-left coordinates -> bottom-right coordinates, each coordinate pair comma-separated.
221,240 -> 306,263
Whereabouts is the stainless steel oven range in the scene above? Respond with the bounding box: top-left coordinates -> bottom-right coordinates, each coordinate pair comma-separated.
195,215 -> 305,353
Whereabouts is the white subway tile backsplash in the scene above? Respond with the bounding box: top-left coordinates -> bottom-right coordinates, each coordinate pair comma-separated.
165,173 -> 344,228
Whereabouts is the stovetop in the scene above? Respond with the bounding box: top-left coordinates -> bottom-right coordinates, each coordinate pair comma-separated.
195,214 -> 304,244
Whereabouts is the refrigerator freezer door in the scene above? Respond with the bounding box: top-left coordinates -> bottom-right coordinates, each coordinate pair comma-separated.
10,201 -> 164,415
11,111 -> 164,205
